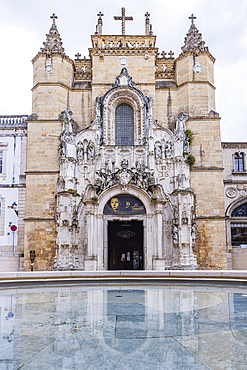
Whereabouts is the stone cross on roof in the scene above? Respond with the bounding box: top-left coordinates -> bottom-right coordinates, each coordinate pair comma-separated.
114,7 -> 133,35
145,12 -> 150,22
50,13 -> 58,25
75,53 -> 81,59
97,11 -> 104,20
189,13 -> 196,25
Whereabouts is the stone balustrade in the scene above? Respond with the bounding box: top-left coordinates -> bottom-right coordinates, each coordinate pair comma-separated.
91,35 -> 157,49
0,115 -> 28,126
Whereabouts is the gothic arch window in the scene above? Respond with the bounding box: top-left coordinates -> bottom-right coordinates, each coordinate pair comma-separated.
231,202 -> 247,246
234,152 -> 244,172
231,203 -> 247,217
115,103 -> 134,145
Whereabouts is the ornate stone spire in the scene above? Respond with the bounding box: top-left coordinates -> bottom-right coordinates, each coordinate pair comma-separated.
40,13 -> 67,56
181,14 -> 209,54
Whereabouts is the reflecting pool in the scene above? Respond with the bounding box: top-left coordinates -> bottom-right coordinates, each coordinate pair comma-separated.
0,284 -> 247,369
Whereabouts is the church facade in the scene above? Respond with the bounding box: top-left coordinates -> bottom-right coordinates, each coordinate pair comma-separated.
22,10 -> 228,271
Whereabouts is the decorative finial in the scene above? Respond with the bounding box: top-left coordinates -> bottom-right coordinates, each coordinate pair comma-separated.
75,53 -> 81,59
181,14 -> 209,55
168,50 -> 174,58
189,13 -> 196,25
145,12 -> 150,21
97,11 -> 104,21
145,12 -> 150,35
96,11 -> 104,35
149,24 -> 153,36
50,13 -> 58,25
40,13 -> 66,57
114,7 -> 133,35
161,51 -> 167,58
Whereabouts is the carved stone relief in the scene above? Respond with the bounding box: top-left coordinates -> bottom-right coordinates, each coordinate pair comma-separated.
226,187 -> 238,198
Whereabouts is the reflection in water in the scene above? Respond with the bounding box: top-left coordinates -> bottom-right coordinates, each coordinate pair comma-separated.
0,286 -> 247,369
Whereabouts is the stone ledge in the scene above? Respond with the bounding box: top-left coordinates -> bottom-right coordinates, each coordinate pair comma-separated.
0,270 -> 247,283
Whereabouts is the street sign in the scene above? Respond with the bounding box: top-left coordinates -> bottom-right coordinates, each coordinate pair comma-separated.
10,225 -> 17,232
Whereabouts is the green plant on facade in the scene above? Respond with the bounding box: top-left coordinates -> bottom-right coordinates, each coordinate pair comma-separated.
90,196 -> 98,201
185,129 -> 194,145
186,154 -> 196,166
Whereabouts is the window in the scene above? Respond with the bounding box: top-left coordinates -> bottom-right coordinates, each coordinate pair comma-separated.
0,197 -> 5,236
234,153 -> 244,172
115,103 -> 134,145
231,203 -> 247,217
231,203 -> 247,246
0,151 -> 3,173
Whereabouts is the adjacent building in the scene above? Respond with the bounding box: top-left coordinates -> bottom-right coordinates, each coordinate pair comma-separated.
0,115 -> 27,271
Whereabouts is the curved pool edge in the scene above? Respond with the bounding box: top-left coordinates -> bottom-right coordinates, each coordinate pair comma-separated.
0,270 -> 247,288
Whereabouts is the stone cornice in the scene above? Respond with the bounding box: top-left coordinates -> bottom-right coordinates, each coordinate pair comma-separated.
178,80 -> 216,90
32,52 -> 74,65
196,216 -> 225,220
91,82 -> 156,87
224,179 -> 247,184
32,82 -> 92,92
89,48 -> 158,57
25,171 -> 59,175
222,142 -> 247,148
0,184 -> 26,188
24,218 -> 55,222
91,34 -> 157,48
175,50 -> 215,64
191,167 -> 224,172
187,116 -> 221,121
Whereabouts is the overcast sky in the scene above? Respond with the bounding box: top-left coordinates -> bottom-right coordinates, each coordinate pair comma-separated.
0,0 -> 246,141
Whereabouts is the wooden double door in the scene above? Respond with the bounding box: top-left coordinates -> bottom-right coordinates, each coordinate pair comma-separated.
108,221 -> 143,270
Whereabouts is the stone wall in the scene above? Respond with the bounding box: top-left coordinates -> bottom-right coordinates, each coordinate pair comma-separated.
231,248 -> 247,270
24,117 -> 60,270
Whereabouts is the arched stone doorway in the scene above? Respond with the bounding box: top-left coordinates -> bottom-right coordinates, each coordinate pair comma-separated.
226,197 -> 247,269
103,194 -> 146,270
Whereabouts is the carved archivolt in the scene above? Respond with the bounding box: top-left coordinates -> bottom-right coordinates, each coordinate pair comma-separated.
102,86 -> 146,146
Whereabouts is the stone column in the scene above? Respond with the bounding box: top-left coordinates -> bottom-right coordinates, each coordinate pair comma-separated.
146,215 -> 153,270
97,215 -> 104,270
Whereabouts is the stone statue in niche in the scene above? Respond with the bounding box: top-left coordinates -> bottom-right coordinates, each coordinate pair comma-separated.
175,112 -> 187,141
58,141 -> 66,157
106,159 -> 112,173
191,206 -> 196,224
121,158 -> 128,169
161,139 -> 166,159
173,205 -> 178,221
136,160 -> 145,173
183,136 -> 190,155
154,141 -> 162,159
165,140 -> 173,158
88,141 -> 95,159
182,207 -> 188,224
83,139 -> 88,160
191,224 -> 196,243
57,176 -> 65,191
77,141 -> 84,160
172,225 -> 179,244
61,109 -> 73,133
176,174 -> 183,188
